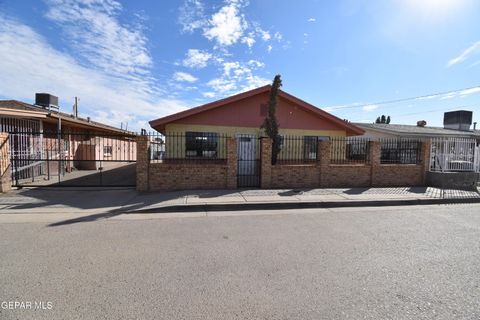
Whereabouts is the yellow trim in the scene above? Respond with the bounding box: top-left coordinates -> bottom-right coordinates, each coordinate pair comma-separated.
165,123 -> 346,137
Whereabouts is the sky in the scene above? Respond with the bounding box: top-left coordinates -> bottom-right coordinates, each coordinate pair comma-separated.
0,0 -> 479,131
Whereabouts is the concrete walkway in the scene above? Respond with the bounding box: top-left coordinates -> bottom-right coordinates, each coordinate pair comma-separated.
0,186 -> 479,217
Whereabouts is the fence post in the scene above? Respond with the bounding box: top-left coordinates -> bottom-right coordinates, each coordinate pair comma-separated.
369,141 -> 381,187
421,140 -> 431,185
318,140 -> 331,187
0,133 -> 11,192
136,135 -> 150,192
260,137 -> 272,189
226,137 -> 237,189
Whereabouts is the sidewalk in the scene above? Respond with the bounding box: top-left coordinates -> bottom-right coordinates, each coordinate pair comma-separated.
1,186 -> 479,217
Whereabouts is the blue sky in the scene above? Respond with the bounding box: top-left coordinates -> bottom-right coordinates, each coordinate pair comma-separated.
0,0 -> 479,131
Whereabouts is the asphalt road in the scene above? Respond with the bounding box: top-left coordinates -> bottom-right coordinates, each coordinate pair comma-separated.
1,204 -> 480,319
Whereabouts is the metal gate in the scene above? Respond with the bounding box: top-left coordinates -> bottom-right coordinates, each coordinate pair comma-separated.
9,131 -> 137,187
236,134 -> 260,187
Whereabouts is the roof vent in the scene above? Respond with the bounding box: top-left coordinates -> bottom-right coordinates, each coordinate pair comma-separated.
416,120 -> 427,127
35,93 -> 59,111
443,110 -> 472,131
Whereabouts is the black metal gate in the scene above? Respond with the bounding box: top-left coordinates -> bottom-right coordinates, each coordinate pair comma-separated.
236,134 -> 260,187
9,131 -> 137,187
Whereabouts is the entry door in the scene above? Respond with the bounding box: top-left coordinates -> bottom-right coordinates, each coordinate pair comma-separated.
236,134 -> 260,187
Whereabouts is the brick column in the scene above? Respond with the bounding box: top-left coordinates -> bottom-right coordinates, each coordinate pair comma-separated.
136,135 -> 150,192
369,141 -> 381,186
226,137 -> 237,189
0,133 -> 11,193
420,140 -> 431,185
318,140 -> 331,187
260,137 -> 272,189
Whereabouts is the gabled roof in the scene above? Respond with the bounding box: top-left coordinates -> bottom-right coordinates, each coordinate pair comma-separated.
356,122 -> 480,138
150,85 -> 364,135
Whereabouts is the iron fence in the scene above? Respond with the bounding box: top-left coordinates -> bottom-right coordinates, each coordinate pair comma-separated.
330,137 -> 370,164
276,135 -> 320,164
148,132 -> 229,163
8,130 -> 137,187
380,138 -> 422,164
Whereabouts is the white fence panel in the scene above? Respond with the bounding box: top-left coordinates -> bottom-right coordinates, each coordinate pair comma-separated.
430,137 -> 478,172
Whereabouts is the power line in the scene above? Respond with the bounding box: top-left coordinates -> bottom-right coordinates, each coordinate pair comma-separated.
326,85 -> 480,111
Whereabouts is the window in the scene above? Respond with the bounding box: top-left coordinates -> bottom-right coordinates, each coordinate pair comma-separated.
303,136 -> 329,160
103,146 -> 113,157
185,132 -> 218,158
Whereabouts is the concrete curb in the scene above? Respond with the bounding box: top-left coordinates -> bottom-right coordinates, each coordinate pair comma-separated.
125,197 -> 480,214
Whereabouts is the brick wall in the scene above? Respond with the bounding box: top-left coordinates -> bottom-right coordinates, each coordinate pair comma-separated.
262,138 -> 430,189
148,163 -> 229,191
137,137 -> 237,192
270,165 -> 318,189
325,165 -> 371,187
137,135 -> 431,191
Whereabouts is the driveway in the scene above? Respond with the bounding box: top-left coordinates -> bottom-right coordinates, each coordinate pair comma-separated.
1,204 -> 480,319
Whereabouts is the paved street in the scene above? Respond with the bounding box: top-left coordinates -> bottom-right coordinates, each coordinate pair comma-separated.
1,204 -> 480,319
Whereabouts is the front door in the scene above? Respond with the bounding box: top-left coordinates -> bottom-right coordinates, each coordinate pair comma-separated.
236,134 -> 260,187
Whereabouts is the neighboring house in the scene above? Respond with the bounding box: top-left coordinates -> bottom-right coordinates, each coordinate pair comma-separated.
0,93 -> 136,185
355,111 -> 480,140
149,85 -> 364,161
355,111 -> 480,172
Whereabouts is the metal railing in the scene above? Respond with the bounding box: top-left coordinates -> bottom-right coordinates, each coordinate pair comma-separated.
380,138 -> 422,164
330,137 -> 370,164
276,135 -> 319,164
148,132 -> 229,163
430,137 -> 479,172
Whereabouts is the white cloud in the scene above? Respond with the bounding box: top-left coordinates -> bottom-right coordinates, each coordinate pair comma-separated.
207,78 -> 237,93
247,60 -> 265,68
447,41 -> 480,67
459,87 -> 480,96
0,14 -> 187,131
362,104 -> 379,112
203,2 -> 247,46
202,92 -> 216,98
241,36 -> 256,48
178,0 -> 207,33
222,62 -> 241,76
273,32 -> 283,41
173,71 -> 198,82
182,49 -> 212,68
267,45 -> 273,53
45,0 -> 152,82
206,59 -> 268,95
256,27 -> 271,41
307,18 -> 316,22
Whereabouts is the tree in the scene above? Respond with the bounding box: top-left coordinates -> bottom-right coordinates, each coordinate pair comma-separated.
262,74 -> 282,164
375,115 -> 391,124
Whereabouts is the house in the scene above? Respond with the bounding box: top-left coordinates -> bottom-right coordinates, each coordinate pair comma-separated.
0,93 -> 136,187
149,85 -> 364,160
355,111 -> 480,140
148,85 -> 364,188
355,111 -> 480,173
